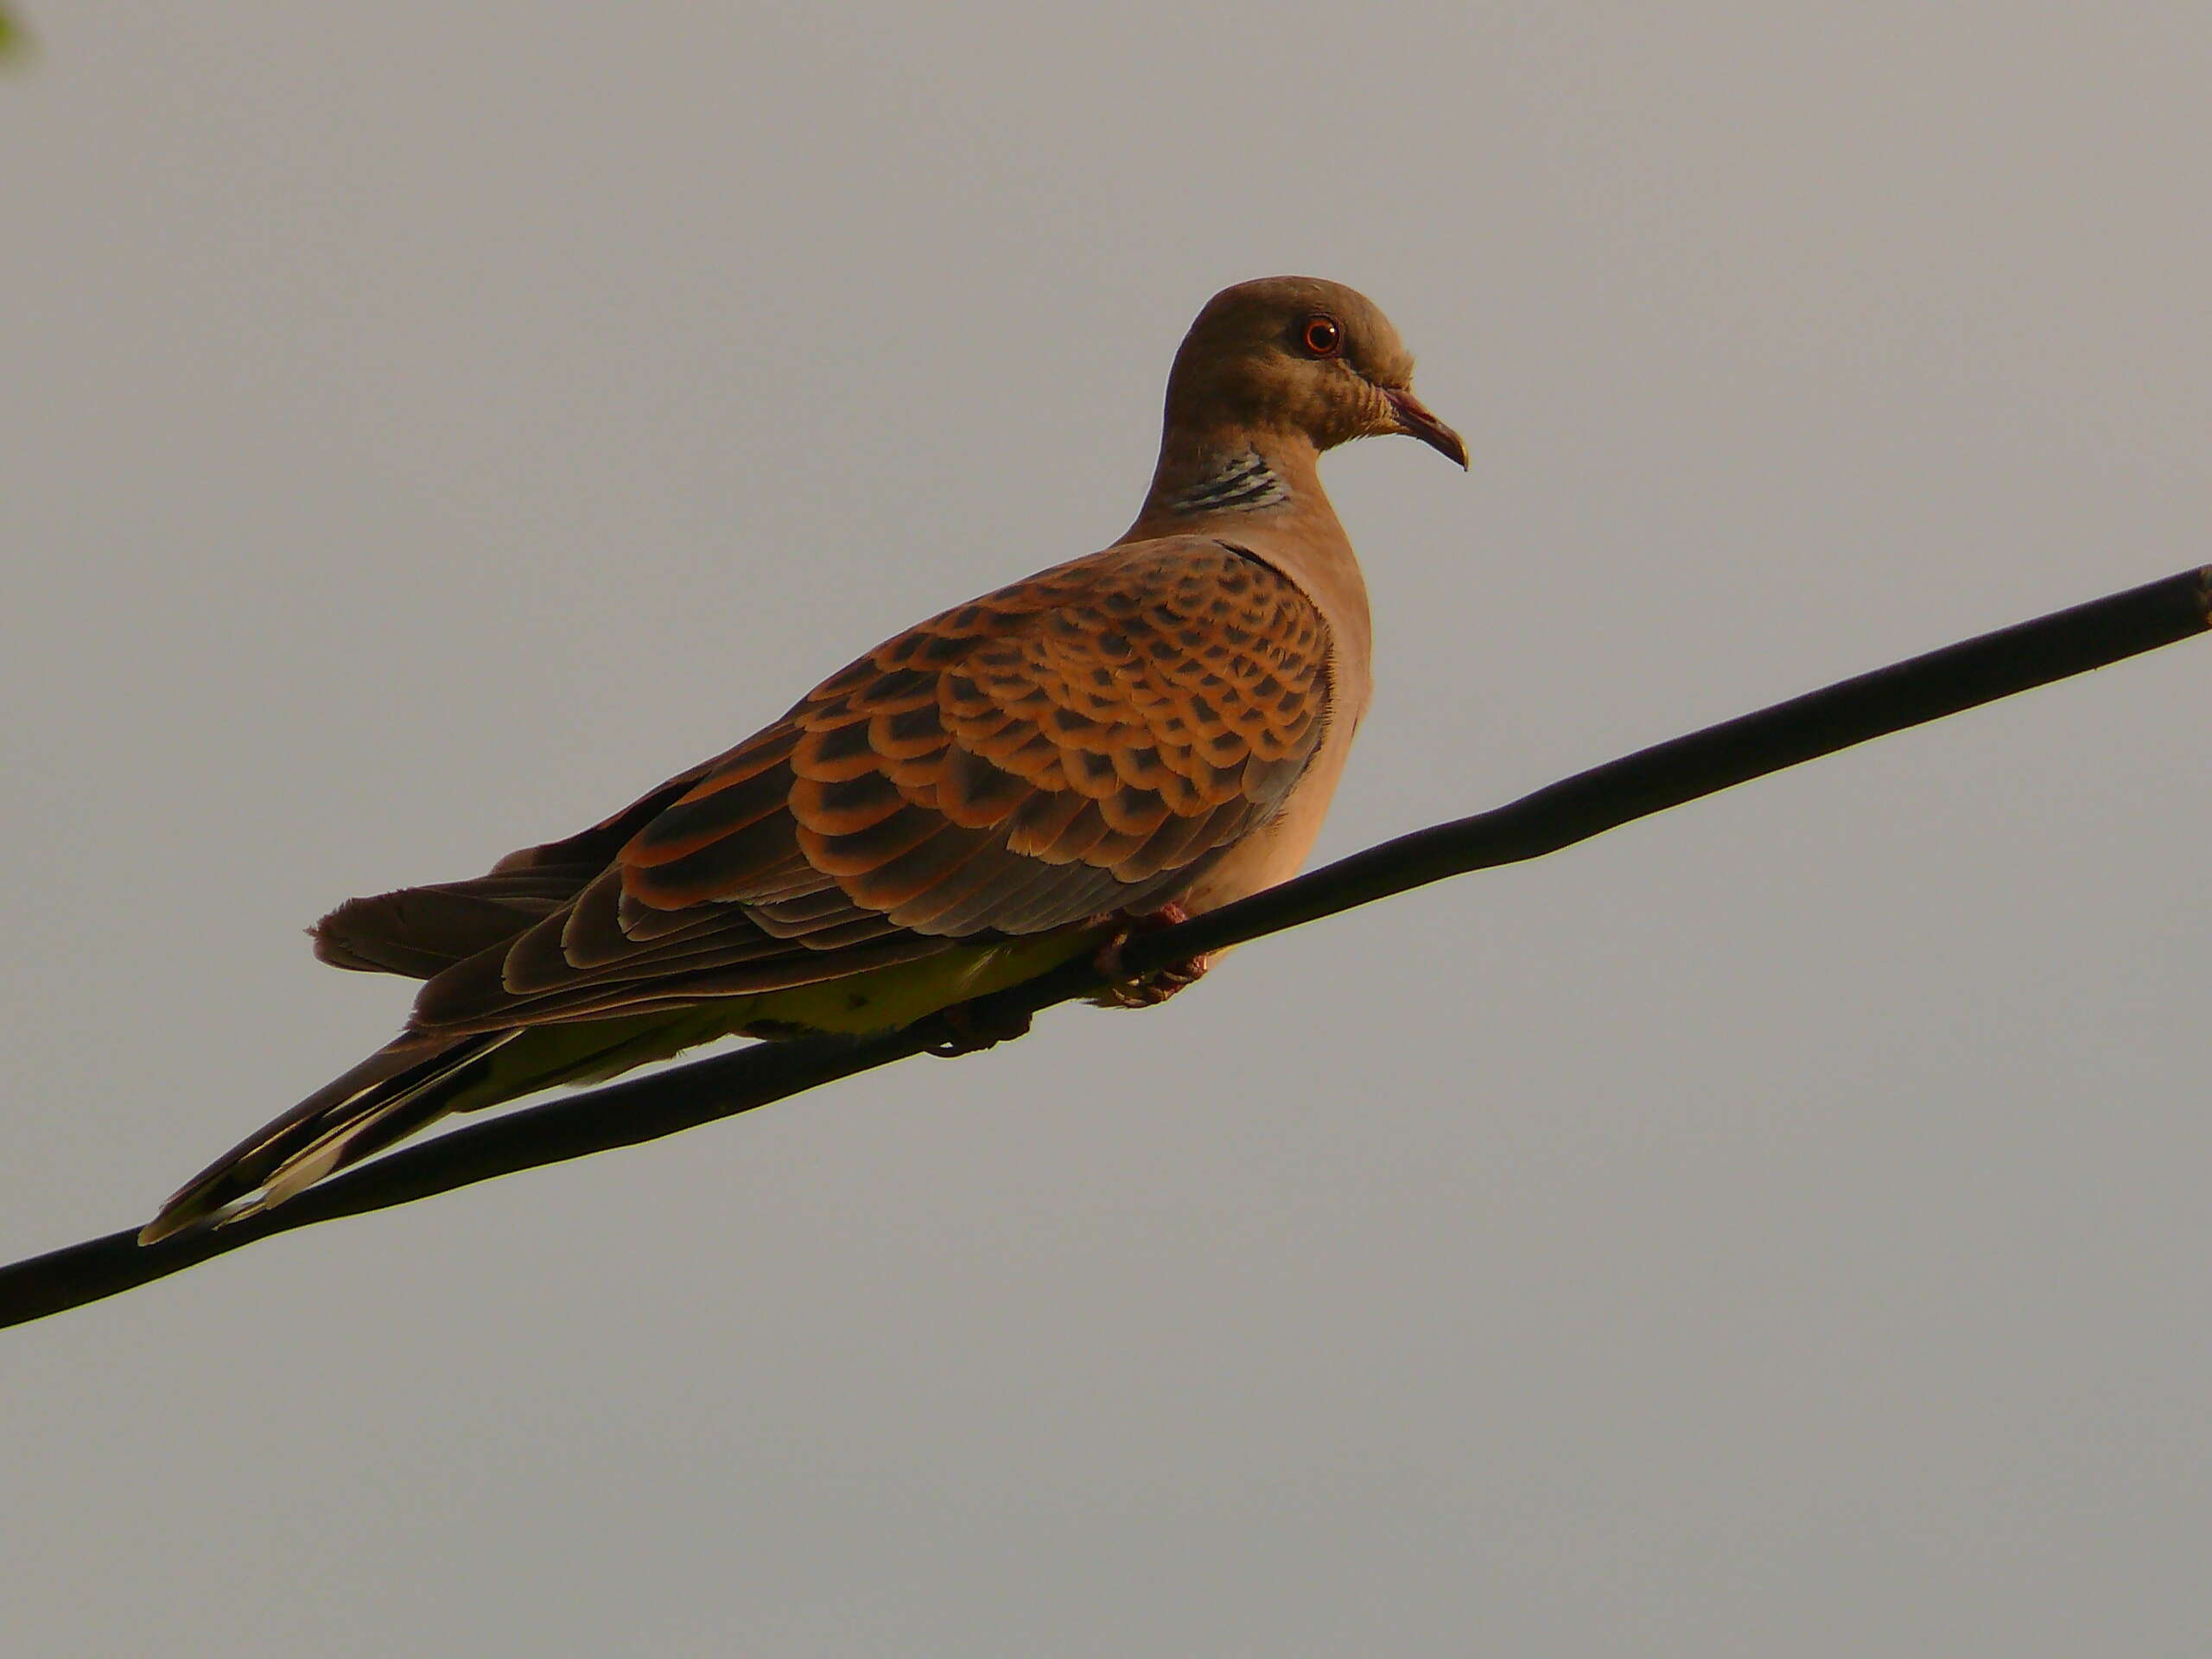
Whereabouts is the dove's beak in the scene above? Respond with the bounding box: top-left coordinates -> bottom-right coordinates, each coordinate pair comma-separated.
1383,387 -> 1469,469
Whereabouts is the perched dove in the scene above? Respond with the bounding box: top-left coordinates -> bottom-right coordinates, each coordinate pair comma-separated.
141,276 -> 1465,1243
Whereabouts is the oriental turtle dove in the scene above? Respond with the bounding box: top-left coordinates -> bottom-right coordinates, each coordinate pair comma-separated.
142,276 -> 1465,1242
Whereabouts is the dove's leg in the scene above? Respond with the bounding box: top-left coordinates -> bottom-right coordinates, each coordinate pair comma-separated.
925,999 -> 1034,1058
928,904 -> 1209,1053
1090,902 -> 1211,1008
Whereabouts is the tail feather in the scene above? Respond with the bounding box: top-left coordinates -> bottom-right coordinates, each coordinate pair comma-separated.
310,874 -> 588,979
138,1031 -> 518,1244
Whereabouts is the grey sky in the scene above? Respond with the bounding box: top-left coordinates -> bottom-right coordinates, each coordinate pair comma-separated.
4,4 -> 2209,1654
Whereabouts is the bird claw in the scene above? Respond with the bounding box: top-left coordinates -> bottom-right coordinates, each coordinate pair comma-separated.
925,999 -> 1034,1058
930,903 -> 1210,1049
1090,902 -> 1210,1008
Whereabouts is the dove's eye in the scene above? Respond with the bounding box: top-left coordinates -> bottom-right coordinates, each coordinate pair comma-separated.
1300,315 -> 1343,358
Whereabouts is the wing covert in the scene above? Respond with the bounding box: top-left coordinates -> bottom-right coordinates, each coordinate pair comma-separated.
410,537 -> 1332,1033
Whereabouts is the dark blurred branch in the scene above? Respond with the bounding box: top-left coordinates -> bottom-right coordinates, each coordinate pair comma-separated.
5,564 -> 2206,1330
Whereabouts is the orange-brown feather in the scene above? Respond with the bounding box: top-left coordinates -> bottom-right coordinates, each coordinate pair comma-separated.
378,537 -> 1329,1036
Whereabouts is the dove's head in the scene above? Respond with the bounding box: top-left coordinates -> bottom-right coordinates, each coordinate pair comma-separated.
1162,276 -> 1466,468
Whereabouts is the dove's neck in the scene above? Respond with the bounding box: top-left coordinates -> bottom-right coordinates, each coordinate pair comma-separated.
1131,428 -> 1324,530
1122,427 -> 1372,721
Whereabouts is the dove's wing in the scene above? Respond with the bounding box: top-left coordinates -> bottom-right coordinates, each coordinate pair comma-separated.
369,534 -> 1333,1034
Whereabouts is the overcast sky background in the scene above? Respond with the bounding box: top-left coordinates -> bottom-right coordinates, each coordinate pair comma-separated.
4,5 -> 2209,1654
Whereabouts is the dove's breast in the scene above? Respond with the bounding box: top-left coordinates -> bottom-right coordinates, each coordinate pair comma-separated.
1173,694 -> 1360,914
1173,519 -> 1372,918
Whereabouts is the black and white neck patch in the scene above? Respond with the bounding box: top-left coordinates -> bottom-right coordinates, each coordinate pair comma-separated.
1166,449 -> 1289,515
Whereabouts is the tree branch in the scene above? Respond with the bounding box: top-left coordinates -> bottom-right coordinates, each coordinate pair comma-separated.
5,565 -> 2205,1330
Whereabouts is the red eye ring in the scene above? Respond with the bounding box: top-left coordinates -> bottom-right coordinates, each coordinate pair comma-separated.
1300,315 -> 1343,357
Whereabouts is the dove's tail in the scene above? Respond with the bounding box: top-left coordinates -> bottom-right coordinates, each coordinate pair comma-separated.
138,1029 -> 521,1245
137,1004 -> 771,1245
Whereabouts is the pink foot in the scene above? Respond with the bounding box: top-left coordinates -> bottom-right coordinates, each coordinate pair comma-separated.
1090,902 -> 1211,1008
925,998 -> 1035,1058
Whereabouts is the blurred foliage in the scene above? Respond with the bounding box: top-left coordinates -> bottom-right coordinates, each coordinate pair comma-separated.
0,8 -> 29,63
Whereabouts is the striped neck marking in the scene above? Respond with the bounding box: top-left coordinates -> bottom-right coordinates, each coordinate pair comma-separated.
1166,448 -> 1289,515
